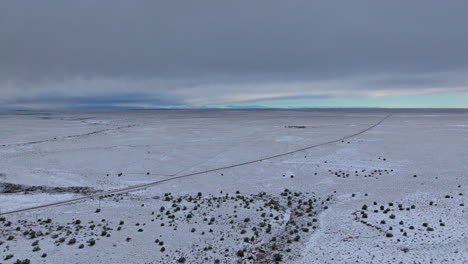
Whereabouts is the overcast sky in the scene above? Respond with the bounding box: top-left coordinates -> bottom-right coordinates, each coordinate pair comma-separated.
1,0 -> 467,109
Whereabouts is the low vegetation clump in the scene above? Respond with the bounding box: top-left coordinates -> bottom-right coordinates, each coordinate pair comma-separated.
273,253 -> 283,262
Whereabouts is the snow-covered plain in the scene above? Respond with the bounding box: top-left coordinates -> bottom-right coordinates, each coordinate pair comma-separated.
0,109 -> 466,263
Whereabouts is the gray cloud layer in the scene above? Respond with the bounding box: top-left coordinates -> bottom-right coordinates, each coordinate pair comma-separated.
1,0 -> 467,108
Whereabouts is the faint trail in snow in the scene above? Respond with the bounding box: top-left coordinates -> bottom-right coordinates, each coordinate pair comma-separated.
1,124 -> 137,147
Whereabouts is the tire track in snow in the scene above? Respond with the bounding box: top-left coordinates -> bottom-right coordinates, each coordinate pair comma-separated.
1,124 -> 137,147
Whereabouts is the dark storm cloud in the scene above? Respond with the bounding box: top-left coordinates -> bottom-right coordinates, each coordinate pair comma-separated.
0,0 -> 467,108
0,92 -> 182,110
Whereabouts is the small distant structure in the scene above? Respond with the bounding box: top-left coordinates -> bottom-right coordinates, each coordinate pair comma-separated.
285,125 -> 306,129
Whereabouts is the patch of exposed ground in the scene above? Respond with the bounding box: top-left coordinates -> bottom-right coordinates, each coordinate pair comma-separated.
0,182 -> 97,194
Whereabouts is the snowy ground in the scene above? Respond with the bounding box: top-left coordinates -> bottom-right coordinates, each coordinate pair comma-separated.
0,109 -> 466,263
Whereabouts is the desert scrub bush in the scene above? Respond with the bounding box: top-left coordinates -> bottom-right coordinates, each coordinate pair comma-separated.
273,253 -> 283,262
87,239 -> 96,246
293,235 -> 301,242
7,235 -> 14,240
160,247 -> 165,252
41,253 -> 47,258
67,238 -> 76,245
15,259 -> 31,264
177,257 -> 186,263
4,254 -> 14,260
236,249 -> 245,257
32,246 -> 41,252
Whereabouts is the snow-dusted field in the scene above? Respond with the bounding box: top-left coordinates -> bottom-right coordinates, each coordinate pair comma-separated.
0,109 -> 466,263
